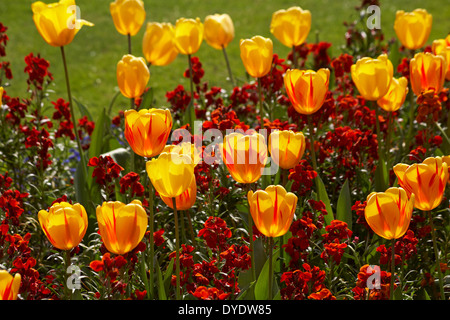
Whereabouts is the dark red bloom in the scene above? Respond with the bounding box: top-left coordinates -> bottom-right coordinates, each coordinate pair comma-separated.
119,172 -> 144,197
24,53 -> 53,90
197,216 -> 232,252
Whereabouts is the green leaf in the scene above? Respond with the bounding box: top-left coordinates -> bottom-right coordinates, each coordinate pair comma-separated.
316,175 -> 334,226
374,159 -> 389,192
156,259 -> 167,300
73,97 -> 94,122
254,249 -> 279,300
336,179 -> 352,230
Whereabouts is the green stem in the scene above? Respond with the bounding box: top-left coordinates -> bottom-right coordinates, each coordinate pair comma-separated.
428,211 -> 445,300
127,33 -> 132,55
390,238 -> 396,300
148,177 -> 154,299
64,250 -> 72,300
406,83 -> 416,150
307,114 -> 320,192
246,183 -> 256,283
187,54 -> 195,130
173,197 -> 181,300
292,45 -> 297,69
222,46 -> 235,87
268,237 -> 274,300
257,77 -> 264,129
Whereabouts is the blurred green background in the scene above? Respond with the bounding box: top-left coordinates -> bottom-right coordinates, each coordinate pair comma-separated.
1,0 -> 449,119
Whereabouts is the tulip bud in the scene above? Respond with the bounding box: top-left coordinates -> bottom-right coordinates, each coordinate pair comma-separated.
393,157 -> 448,211
203,14 -> 235,50
409,52 -> 447,96
124,108 -> 173,158
394,9 -> 432,50
142,22 -> 178,66
284,68 -> 330,115
96,200 -> 147,255
377,77 -> 409,112
116,54 -> 150,99
239,36 -> 273,78
269,130 -> 306,170
247,185 -> 297,237
32,0 -> 93,47
173,17 -> 204,55
365,187 -> 414,240
160,176 -> 197,210
351,54 -> 393,101
432,39 -> 450,81
38,202 -> 88,251
110,0 -> 146,36
0,271 -> 21,300
270,6 -> 311,48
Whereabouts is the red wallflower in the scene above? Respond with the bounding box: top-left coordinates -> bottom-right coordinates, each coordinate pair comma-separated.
288,159 -> 317,197
119,172 -> 144,197
0,23 -> 9,57
191,286 -> 230,300
24,53 -> 53,90
184,56 -> 205,85
198,216 -> 232,252
352,264 -> 394,300
88,155 -> 124,198
280,263 -> 329,300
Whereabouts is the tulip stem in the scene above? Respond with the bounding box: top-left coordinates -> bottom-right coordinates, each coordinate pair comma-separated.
173,197 -> 181,300
246,183 -> 256,284
389,238 -> 396,300
64,250 -> 72,300
292,45 -> 297,69
60,46 -> 89,200
258,77 -> 264,129
307,114 -> 320,191
148,178 -> 155,300
187,54 -> 195,130
222,45 -> 235,87
268,237 -> 274,300
428,211 -> 445,300
127,33 -> 132,54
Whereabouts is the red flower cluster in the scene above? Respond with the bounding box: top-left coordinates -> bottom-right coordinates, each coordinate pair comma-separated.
191,286 -> 230,300
376,230 -> 418,266
21,126 -> 53,170
202,105 -> 249,132
24,53 -> 53,91
352,264 -> 394,300
119,172 -> 144,197
90,252 -> 131,297
166,84 -> 191,121
320,220 -> 352,265
184,56 -> 205,85
331,53 -> 354,94
52,98 -> 74,140
287,159 -> 317,196
352,200 -> 369,228
198,216 -> 232,253
0,23 -> 8,57
77,115 -> 95,150
88,155 -> 124,198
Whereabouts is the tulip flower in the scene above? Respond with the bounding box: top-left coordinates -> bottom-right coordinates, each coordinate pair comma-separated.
0,271 -> 21,300
394,9 -> 432,50
173,17 -> 204,55
269,130 -> 306,170
393,157 -> 448,211
146,152 -> 195,198
221,132 -> 268,184
32,0 -> 93,47
116,54 -> 150,99
377,77 -> 409,112
239,36 -> 273,79
284,68 -> 330,115
38,202 -> 88,251
365,187 -> 415,240
0,86 -> 3,102
96,200 -> 147,255
162,142 -> 201,166
410,52 -> 447,96
203,14 -> 234,50
124,108 -> 172,158
160,176 -> 197,211
110,0 -> 145,37
432,39 -> 450,81
351,54 -> 393,101
270,6 -> 311,48
142,22 -> 178,66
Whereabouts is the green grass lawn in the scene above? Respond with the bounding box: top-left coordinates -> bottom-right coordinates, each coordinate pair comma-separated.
2,0 -> 449,120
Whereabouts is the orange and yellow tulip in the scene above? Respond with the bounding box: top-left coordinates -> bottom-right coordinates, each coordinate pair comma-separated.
116,54 -> 150,99
394,9 -> 432,50
162,142 -> 201,166
96,200 -> 147,255
410,52 -> 447,96
173,17 -> 204,55
124,108 -> 172,158
351,54 -> 393,101
32,0 -> 93,47
38,202 -> 88,251
0,271 -> 21,300
270,6 -> 311,48
432,38 -> 450,81
110,0 -> 145,36
269,130 -> 306,170
142,22 -> 178,66
247,185 -> 297,238
377,77 -> 409,112
146,152 -> 195,198
221,132 -> 268,184
203,14 -> 234,50
393,157 -> 448,211
284,68 -> 330,115
160,176 -> 197,210
364,187 -> 415,240
239,36 -> 273,78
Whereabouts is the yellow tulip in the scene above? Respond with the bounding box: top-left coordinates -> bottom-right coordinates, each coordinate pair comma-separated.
160,176 -> 197,210
0,87 -> 3,102
221,132 -> 268,184
432,39 -> 450,81
203,14 -> 235,50
173,17 -> 204,55
162,142 -> 201,166
239,36 -> 273,78
393,157 -> 448,211
116,54 -> 150,99
32,0 -> 93,47
96,200 -> 147,255
110,0 -> 145,36
146,152 -> 195,198
269,130 -> 306,170
270,6 -> 311,48
377,77 -> 409,112
284,68 -> 330,115
0,271 -> 21,300
38,202 -> 88,251
142,22 -> 178,66
394,9 -> 432,50
124,108 -> 173,158
247,185 -> 297,238
351,54 -> 393,101
364,187 -> 415,240
409,52 -> 447,96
